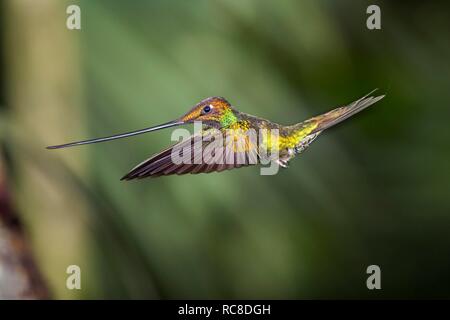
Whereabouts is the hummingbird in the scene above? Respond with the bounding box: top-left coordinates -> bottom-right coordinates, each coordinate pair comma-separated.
47,90 -> 384,180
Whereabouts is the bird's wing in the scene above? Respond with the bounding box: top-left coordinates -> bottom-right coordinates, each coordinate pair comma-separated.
121,129 -> 260,180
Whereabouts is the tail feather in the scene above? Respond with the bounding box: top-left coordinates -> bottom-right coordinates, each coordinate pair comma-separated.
309,90 -> 385,135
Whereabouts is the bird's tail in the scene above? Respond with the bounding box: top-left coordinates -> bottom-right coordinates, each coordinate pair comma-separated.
306,89 -> 385,135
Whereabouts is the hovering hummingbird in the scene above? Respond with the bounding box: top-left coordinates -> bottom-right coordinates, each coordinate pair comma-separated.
47,90 -> 384,180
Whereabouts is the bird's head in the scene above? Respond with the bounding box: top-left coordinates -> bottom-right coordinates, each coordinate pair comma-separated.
46,96 -> 239,149
179,96 -> 238,128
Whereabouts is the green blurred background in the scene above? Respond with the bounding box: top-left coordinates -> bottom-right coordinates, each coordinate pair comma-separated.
1,0 -> 450,299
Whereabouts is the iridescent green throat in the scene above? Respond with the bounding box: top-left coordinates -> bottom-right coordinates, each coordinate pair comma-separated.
220,108 -> 238,128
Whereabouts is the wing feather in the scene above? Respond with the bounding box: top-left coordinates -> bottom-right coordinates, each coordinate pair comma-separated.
121,130 -> 259,180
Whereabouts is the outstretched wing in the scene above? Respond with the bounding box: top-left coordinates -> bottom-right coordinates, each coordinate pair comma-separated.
121,129 -> 259,180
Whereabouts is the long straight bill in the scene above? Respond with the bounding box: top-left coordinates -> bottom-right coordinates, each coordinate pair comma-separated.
46,121 -> 184,149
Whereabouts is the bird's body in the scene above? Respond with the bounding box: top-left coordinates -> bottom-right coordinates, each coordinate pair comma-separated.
47,91 -> 385,180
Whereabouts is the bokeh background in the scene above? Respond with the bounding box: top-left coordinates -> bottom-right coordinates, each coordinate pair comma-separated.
1,0 -> 450,299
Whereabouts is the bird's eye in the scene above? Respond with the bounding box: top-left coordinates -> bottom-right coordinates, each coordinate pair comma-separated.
203,105 -> 212,113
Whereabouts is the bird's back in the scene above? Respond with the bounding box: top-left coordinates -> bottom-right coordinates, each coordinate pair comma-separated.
231,91 -> 385,152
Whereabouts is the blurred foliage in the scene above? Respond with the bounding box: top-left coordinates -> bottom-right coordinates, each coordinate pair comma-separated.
1,0 -> 450,298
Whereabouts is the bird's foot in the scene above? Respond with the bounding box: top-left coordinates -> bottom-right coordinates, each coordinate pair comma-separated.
276,159 -> 289,168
